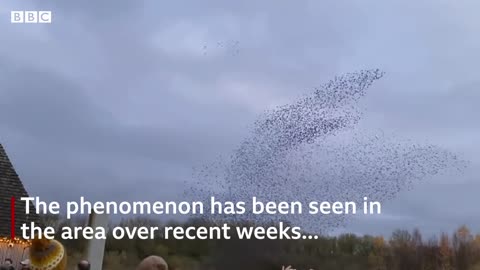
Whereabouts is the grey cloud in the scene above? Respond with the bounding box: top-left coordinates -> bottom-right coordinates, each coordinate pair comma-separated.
0,64 -> 248,166
347,179 -> 480,237
0,0 -> 479,235
363,82 -> 480,132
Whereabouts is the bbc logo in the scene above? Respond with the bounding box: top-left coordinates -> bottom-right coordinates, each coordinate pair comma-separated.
11,11 -> 52,24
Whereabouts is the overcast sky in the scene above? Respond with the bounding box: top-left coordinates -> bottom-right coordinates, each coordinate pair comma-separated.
0,0 -> 479,237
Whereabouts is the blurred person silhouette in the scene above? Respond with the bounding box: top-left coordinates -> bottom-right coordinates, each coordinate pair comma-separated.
3,259 -> 14,270
20,260 -> 30,270
77,260 -> 90,270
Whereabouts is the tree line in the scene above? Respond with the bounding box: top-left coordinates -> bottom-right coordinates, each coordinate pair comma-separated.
39,214 -> 480,270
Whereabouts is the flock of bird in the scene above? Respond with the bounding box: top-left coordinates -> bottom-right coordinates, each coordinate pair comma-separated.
202,40 -> 240,56
187,69 -> 467,234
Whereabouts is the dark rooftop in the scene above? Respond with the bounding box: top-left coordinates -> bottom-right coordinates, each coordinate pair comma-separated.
0,144 -> 40,238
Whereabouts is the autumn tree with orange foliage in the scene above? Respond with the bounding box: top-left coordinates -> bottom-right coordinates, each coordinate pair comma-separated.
37,214 -> 480,270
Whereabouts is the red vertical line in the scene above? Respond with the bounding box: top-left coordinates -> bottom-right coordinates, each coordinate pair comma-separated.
11,196 -> 15,239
